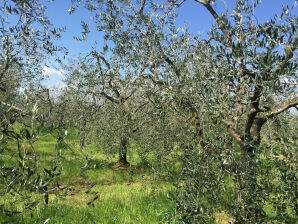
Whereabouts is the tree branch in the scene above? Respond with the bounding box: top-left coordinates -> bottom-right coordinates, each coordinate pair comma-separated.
100,91 -> 119,104
0,100 -> 29,116
137,3 -> 180,79
169,0 -> 187,7
155,35 -> 181,78
132,100 -> 149,116
274,35 -> 297,76
92,51 -> 111,70
265,95 -> 298,119
195,1 -> 230,42
138,0 -> 146,14
93,51 -> 121,102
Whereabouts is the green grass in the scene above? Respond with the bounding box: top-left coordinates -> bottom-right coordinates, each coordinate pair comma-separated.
0,131 -> 175,224
2,127 -> 296,223
29,182 -> 173,224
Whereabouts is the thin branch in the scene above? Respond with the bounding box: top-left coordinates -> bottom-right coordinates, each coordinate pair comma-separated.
132,100 -> 149,115
195,0 -> 230,42
121,89 -> 137,102
155,35 -> 181,78
93,51 -> 121,102
274,35 -> 297,76
169,0 -> 187,7
138,0 -> 146,14
137,3 -> 180,78
94,53 -> 106,93
92,51 -> 111,70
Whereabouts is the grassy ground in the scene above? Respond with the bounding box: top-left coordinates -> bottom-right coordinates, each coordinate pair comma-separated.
0,131 -> 175,224
2,128 -> 294,223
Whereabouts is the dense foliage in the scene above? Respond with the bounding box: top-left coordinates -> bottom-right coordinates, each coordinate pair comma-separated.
0,0 -> 64,218
1,0 -> 297,223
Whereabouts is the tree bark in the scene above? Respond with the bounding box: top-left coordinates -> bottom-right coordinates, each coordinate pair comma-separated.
118,135 -> 129,164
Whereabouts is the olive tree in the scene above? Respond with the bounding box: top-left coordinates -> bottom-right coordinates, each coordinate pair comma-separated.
70,0 -> 297,222
70,0 -> 212,154
0,0 -> 64,218
167,0 -> 297,222
65,55 -> 152,166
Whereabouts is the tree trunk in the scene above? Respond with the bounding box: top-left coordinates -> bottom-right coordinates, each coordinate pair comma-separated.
235,118 -> 265,223
244,118 -> 265,154
56,113 -> 64,157
79,117 -> 87,149
118,135 -> 128,164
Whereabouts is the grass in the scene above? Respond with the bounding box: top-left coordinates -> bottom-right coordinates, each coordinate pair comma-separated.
34,182 -> 173,224
1,127 -> 296,223
0,130 -> 175,224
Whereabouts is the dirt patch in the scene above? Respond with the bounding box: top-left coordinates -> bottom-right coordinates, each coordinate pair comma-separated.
109,162 -> 136,170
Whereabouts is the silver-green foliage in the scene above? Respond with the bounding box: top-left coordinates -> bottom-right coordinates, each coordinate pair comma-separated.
0,0 -> 64,216
67,0 -> 297,222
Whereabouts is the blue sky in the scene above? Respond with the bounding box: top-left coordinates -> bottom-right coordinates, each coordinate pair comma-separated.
42,0 -> 297,88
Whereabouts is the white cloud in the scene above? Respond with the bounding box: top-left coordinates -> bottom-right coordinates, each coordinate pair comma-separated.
42,66 -> 65,78
42,66 -> 66,94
